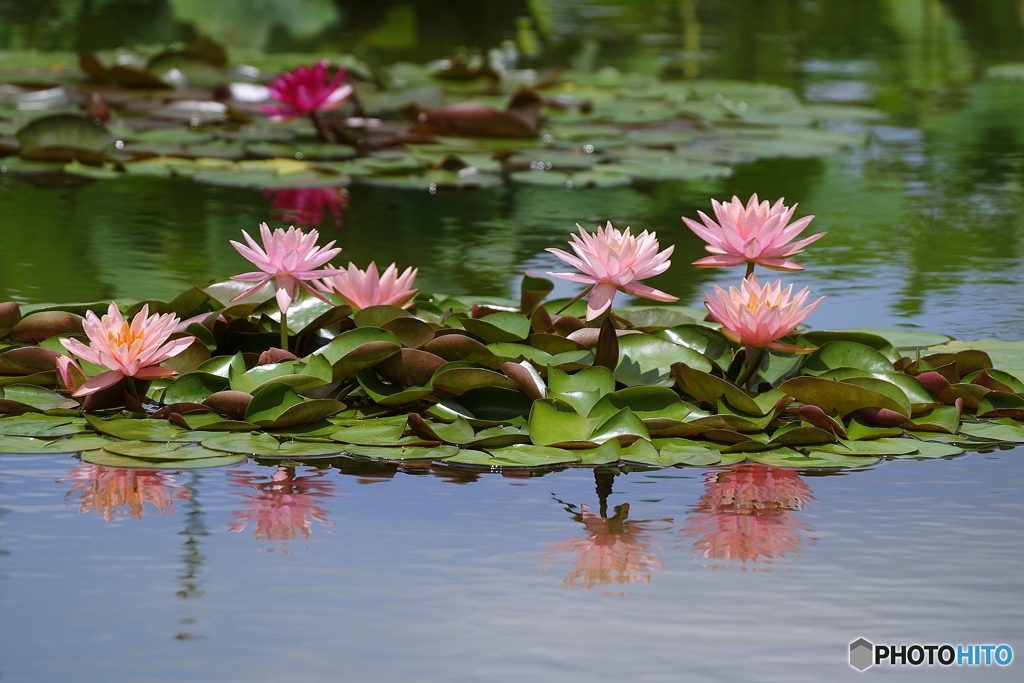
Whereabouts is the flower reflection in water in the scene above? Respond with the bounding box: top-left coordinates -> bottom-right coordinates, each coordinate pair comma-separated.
545,499 -> 672,594
228,466 -> 335,542
62,464 -> 190,521
680,464 -> 816,570
265,187 -> 350,228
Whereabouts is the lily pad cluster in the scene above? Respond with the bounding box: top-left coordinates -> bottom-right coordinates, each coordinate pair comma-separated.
1,39 -> 882,189
0,276 -> 1022,471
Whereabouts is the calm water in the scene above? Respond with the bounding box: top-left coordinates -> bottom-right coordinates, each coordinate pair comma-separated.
1,1 -> 1024,681
1,452 -> 1022,681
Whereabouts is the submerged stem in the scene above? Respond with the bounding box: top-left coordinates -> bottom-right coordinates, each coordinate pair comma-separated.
280,309 -> 289,352
310,112 -> 327,143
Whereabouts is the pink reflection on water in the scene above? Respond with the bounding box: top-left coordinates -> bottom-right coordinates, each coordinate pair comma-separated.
265,187 -> 350,227
544,503 -> 672,593
680,464 -> 816,571
62,464 -> 190,521
228,466 -> 336,541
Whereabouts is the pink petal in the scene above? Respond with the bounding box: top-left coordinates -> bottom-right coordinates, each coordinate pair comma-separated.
73,370 -> 125,397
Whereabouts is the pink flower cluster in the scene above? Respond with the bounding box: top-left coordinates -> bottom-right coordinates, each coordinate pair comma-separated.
682,194 -> 826,349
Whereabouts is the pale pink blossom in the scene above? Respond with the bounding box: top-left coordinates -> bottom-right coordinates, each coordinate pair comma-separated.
547,222 -> 678,320
229,222 -> 343,314
260,62 -> 354,122
318,262 -> 418,310
59,303 -> 194,397
704,274 -> 822,349
680,464 -> 815,570
682,194 -> 824,271
543,503 -> 670,592
61,464 -> 189,521
55,355 -> 86,393
228,466 -> 335,541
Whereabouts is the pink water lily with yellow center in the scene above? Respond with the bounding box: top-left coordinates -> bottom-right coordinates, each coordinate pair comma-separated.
59,303 -> 195,397
318,262 -> 419,310
547,222 -> 678,321
683,194 -> 824,272
230,223 -> 343,315
704,274 -> 822,350
260,62 -> 354,123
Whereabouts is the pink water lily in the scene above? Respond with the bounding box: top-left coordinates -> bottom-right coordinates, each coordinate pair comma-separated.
318,262 -> 419,310
59,303 -> 195,397
230,223 -> 343,315
704,274 -> 822,349
547,222 -> 678,321
260,62 -> 354,123
683,194 -> 824,271
55,355 -> 86,393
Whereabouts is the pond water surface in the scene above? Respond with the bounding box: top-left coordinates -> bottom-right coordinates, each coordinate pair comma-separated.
1,1 -> 1023,681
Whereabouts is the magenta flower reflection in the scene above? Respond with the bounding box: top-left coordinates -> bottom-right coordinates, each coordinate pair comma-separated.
547,222 -> 678,320
62,464 -> 190,521
544,503 -> 671,593
228,466 -> 336,542
682,194 -> 824,272
680,464 -> 816,571
265,187 -> 350,228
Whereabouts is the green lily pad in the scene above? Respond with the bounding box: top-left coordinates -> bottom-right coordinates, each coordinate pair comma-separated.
243,383 -> 344,429
0,414 -> 88,437
229,355 -> 333,395
479,444 -> 582,467
82,449 -> 246,469
627,438 -> 721,466
460,312 -> 531,343
330,417 -> 408,445
102,441 -> 230,461
201,432 -> 348,458
846,328 -> 952,350
749,448 -> 880,469
84,415 -> 193,441
674,363 -> 775,416
342,444 -> 460,461
958,421 -> 1024,443
779,376 -> 911,418
431,364 -> 518,395
0,384 -> 79,411
894,440 -> 965,459
654,324 -> 733,370
616,334 -> 711,387
313,327 -> 402,380
356,369 -> 433,406
0,434 -> 109,454
810,438 -> 921,456
802,341 -> 895,374
162,372 -> 230,404
548,366 -> 615,416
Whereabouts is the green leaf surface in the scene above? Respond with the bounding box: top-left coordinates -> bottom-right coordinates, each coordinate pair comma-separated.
616,334 -> 711,387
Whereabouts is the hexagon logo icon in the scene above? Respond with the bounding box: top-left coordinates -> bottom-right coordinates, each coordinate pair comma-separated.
850,638 -> 874,671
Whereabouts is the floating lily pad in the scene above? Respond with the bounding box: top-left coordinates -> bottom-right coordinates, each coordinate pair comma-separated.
0,413 -> 88,437
616,334 -> 711,387
82,449 -> 245,469
749,448 -> 880,468
342,444 -> 460,461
